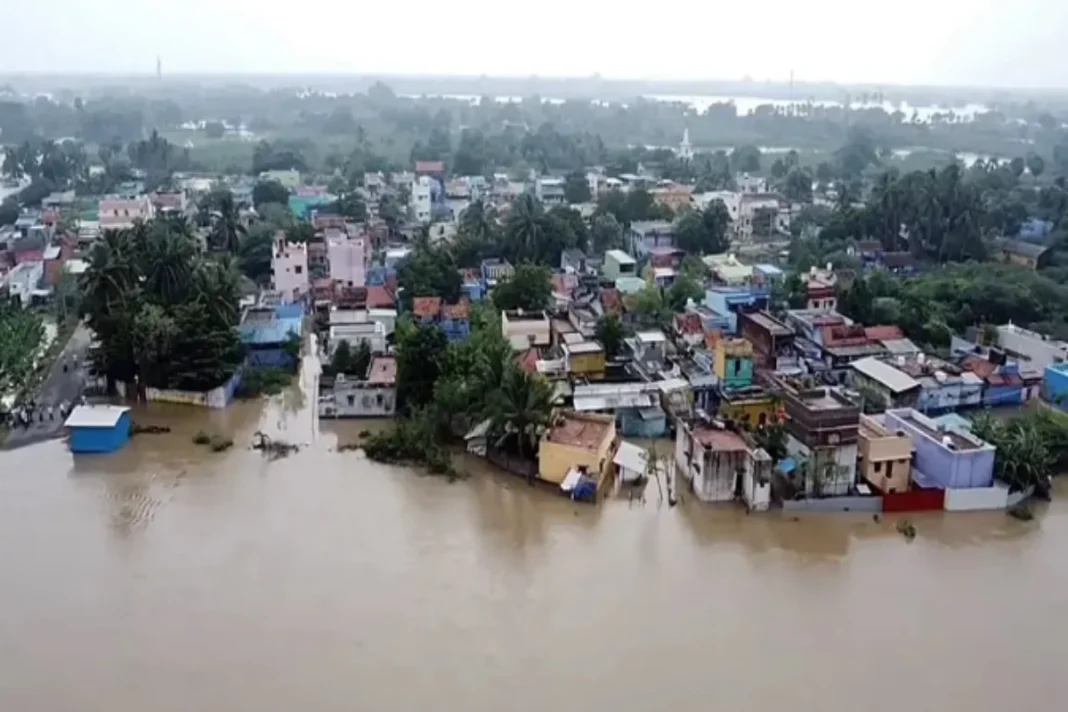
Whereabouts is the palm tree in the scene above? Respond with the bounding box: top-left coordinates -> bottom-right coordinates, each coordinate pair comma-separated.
81,230 -> 137,311
595,315 -> 627,359
143,227 -> 196,304
2,147 -> 22,179
503,193 -> 545,263
488,364 -> 558,461
190,258 -> 241,328
459,199 -> 497,243
209,191 -> 247,253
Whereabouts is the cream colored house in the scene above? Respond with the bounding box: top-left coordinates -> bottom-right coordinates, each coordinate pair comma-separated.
502,310 -> 552,350
857,414 -> 913,493
539,412 -> 616,488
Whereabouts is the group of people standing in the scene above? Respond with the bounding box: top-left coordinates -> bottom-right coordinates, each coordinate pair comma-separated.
2,398 -> 79,430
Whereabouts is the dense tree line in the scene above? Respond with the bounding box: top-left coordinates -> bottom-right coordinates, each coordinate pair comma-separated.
366,309 -> 557,475
81,217 -> 243,392
9,81 -> 1068,182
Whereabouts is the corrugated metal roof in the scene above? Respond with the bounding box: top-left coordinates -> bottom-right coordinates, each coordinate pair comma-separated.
64,405 -> 129,428
573,394 -> 656,411
850,357 -> 921,393
614,441 -> 650,473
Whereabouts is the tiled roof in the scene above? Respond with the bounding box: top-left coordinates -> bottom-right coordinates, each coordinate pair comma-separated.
822,325 -> 871,346
865,325 -> 904,342
441,301 -> 470,320
676,312 -> 703,335
690,426 -> 748,451
415,161 -> 446,174
987,372 -> 1023,387
366,356 -> 397,385
553,273 -> 579,295
366,285 -> 395,309
517,348 -> 540,374
600,288 -> 622,315
961,355 -> 997,380
413,296 -> 443,318
999,239 -> 1048,259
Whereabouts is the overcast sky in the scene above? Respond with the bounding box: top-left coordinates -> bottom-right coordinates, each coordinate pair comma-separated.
2,0 -> 1065,88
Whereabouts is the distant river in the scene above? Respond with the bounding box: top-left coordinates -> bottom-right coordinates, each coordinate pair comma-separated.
401,92 -> 991,121
0,366 -> 1064,711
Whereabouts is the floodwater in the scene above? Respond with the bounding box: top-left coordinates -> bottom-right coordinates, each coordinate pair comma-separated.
1,372 -> 1067,711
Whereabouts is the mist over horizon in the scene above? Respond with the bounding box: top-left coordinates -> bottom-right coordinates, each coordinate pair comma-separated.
3,0 -> 1067,91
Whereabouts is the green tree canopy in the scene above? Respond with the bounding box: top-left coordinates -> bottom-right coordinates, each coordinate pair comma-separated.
492,263 -> 553,312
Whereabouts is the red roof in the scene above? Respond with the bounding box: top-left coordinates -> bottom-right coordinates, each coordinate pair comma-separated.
822,325 -> 872,346
415,161 -> 446,174
366,285 -> 395,309
961,355 -> 997,380
865,325 -> 904,342
553,273 -> 579,295
366,356 -> 397,385
600,288 -> 622,316
517,348 -> 540,374
704,331 -> 724,349
14,249 -> 44,264
690,426 -> 748,451
676,312 -> 703,335
987,373 -> 1023,387
413,296 -> 443,318
312,278 -> 337,300
441,301 -> 470,320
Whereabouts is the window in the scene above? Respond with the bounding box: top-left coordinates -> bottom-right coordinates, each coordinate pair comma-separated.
347,395 -> 355,406
294,265 -> 303,275
123,209 -> 129,217
873,461 -> 882,473
376,394 -> 383,406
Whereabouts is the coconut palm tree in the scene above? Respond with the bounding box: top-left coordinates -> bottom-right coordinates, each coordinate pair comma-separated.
459,199 -> 497,243
488,364 -> 558,460
503,193 -> 546,264
2,147 -> 23,179
209,191 -> 247,253
143,226 -> 196,304
81,230 -> 138,311
190,258 -> 241,328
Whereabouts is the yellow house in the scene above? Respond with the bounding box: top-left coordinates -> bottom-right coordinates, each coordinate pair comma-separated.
563,340 -> 606,380
539,411 -> 616,488
713,337 -> 755,390
858,414 -> 913,493
718,388 -> 778,429
998,240 -> 1048,272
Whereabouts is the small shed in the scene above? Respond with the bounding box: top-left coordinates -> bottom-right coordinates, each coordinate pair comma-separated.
613,440 -> 666,483
64,405 -> 132,454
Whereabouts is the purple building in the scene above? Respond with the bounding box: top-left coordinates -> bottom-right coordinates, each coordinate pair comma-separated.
883,409 -> 995,489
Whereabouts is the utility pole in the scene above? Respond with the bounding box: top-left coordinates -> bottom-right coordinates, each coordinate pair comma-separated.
156,56 -> 162,82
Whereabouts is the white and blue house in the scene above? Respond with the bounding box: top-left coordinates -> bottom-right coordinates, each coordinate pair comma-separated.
64,405 -> 132,454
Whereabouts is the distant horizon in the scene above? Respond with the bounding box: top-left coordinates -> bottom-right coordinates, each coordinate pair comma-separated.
4,71 -> 1068,98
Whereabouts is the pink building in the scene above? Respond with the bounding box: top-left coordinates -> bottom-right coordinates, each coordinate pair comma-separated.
98,196 -> 155,231
327,237 -> 367,288
271,234 -> 309,303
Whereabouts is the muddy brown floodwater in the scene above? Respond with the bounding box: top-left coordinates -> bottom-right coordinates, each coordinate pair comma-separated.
1,378 -> 1067,712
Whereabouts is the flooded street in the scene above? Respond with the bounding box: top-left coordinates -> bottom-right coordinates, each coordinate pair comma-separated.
2,382 -> 1068,711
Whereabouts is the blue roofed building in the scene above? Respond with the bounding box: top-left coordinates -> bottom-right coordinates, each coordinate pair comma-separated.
64,405 -> 132,454
1043,361 -> 1068,410
288,193 -> 336,221
704,286 -> 769,334
240,304 -> 304,369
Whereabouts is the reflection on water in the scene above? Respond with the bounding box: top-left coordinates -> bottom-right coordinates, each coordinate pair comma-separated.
0,381 -> 1066,712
